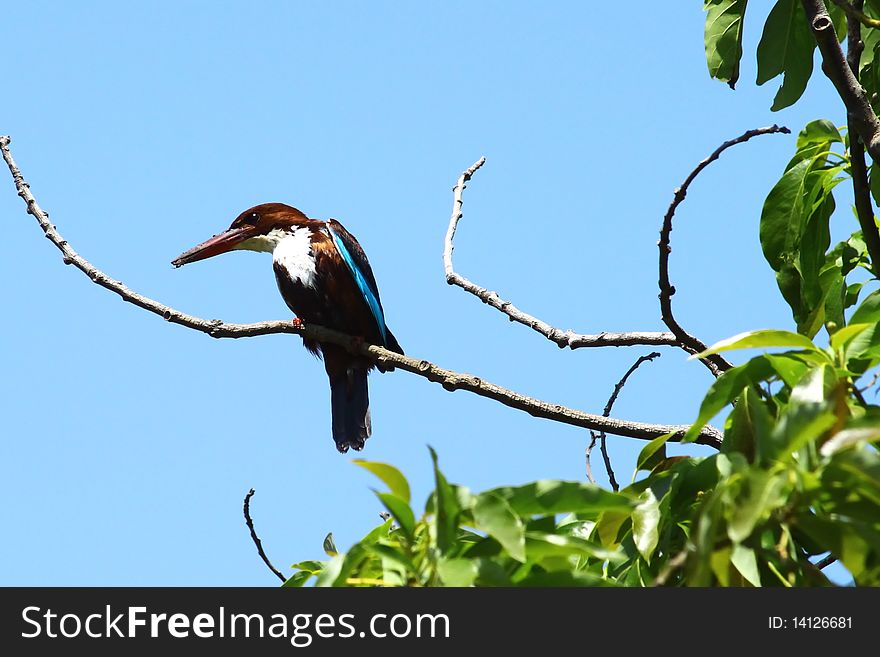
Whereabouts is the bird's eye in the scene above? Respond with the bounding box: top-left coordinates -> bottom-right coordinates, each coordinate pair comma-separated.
245,212 -> 260,224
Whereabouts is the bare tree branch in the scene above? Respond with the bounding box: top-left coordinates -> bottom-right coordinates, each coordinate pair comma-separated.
586,351 -> 661,491
243,488 -> 285,583
845,1 -> 880,279
658,125 -> 791,377
0,135 -> 724,448
444,158 -> 680,349
803,0 -> 880,163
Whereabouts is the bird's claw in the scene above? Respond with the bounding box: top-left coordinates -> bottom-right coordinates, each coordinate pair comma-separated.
291,317 -> 304,329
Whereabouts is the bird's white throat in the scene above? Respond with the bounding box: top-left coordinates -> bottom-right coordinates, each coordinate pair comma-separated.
234,227 -> 289,253
234,227 -> 318,289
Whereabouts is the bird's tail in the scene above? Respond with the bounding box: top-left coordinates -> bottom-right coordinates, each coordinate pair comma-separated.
329,367 -> 371,453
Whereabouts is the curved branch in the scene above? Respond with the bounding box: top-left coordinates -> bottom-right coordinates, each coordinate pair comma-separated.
243,489 -> 285,583
444,158 -> 679,349
0,135 -> 723,448
658,125 -> 791,377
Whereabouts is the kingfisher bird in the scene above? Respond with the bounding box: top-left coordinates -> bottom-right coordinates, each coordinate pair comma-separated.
171,202 -> 403,453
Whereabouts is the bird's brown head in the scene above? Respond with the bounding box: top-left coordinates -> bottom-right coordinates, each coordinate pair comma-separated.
171,203 -> 311,267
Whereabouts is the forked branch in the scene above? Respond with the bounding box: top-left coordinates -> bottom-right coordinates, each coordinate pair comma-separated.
444,158 -> 680,349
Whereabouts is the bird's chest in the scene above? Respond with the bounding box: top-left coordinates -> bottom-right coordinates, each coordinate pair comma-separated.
272,228 -> 338,326
273,228 -> 318,292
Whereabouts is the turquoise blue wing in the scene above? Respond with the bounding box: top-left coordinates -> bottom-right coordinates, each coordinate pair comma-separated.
327,221 -> 388,345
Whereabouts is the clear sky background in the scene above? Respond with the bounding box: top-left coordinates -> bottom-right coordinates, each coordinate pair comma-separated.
1,2 -> 857,585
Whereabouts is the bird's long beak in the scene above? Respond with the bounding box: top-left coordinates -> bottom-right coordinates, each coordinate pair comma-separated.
172,226 -> 253,267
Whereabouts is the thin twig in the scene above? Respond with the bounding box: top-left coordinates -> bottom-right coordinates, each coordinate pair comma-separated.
586,352 -> 661,490
0,135 -> 724,448
831,0 -> 880,29
845,2 -> 880,278
803,0 -> 880,162
444,157 -> 680,349
857,368 -> 880,393
659,125 -> 791,377
243,488 -> 285,583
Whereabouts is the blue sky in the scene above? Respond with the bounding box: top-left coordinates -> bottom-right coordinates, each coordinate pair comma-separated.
1,2 -> 855,585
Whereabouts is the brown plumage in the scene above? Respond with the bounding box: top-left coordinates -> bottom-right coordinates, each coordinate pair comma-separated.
172,202 -> 403,452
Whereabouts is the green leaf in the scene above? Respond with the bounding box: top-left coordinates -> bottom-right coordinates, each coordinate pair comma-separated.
314,553 -> 346,587
290,559 -> 325,574
437,558 -> 477,587
756,0 -> 816,110
525,532 -> 624,563
636,431 -> 674,472
704,0 -> 748,88
730,544 -> 762,586
685,354 -> 797,442
361,542 -> 418,581
374,492 -> 416,539
484,480 -> 635,517
870,161 -> 880,208
429,446 -> 461,556
723,385 -> 772,461
820,263 -> 845,335
851,289 -> 880,324
766,351 -> 825,386
728,469 -> 788,542
769,365 -> 837,459
760,144 -> 846,331
360,518 -> 394,545
691,329 -> 818,359
632,488 -> 660,562
473,559 -> 513,586
794,512 -> 872,580
786,120 -> 843,171
353,459 -> 411,503
473,492 -> 526,563
594,510 -> 630,548
761,158 -> 814,272
322,532 -> 338,557
861,36 -> 880,116
829,323 -> 872,351
709,546 -> 733,586
798,193 -> 839,335
828,232 -> 869,280
282,571 -> 315,588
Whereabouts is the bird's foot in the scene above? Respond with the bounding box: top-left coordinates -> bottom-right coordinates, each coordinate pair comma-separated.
291,317 -> 304,329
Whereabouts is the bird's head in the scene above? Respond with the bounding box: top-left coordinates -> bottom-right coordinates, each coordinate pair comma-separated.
172,202 -> 310,267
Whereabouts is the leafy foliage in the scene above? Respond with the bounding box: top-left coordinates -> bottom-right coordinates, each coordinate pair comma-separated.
285,372 -> 880,587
